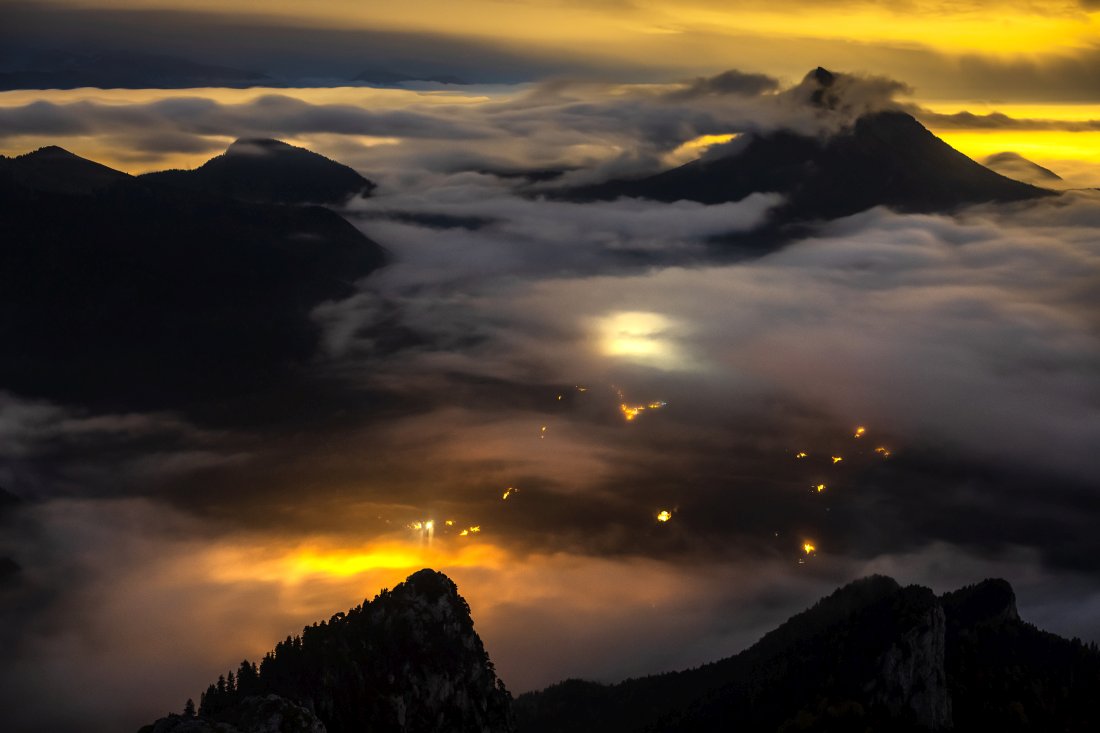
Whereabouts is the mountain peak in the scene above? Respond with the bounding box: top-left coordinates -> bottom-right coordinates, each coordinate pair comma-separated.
22,145 -> 80,160
399,567 -> 461,602
1,145 -> 130,195
518,575 -> 1100,732
140,138 -> 376,205
225,137 -> 298,155
142,568 -> 514,733
805,66 -> 837,88
983,151 -> 1063,184
558,108 -> 1050,228
942,577 -> 1020,626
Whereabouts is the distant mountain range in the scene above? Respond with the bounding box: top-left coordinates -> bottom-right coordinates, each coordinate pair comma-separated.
135,571 -> 1100,732
351,68 -> 469,86
0,50 -> 271,90
0,99 -> 1061,410
0,140 -> 384,412
0,50 -> 473,90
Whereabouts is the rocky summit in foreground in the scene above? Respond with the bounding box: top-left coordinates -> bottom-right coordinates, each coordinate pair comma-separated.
140,572 -> 1100,733
140,570 -> 514,733
515,576 -> 1100,732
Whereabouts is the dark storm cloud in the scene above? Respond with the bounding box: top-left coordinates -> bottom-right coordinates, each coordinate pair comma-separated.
0,1 -> 626,84
0,97 -> 495,142
663,69 -> 781,100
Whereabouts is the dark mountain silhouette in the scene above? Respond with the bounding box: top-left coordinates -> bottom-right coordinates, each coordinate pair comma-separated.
141,139 -> 376,206
561,73 -> 1050,225
0,144 -> 385,412
983,152 -> 1063,185
0,145 -> 131,195
515,576 -> 1100,732
140,569 -> 515,733
0,50 -> 270,90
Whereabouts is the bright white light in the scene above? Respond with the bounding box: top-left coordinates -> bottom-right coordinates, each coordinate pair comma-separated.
596,311 -> 692,370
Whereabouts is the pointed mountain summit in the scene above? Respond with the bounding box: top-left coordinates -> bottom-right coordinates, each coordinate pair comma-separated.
0,145 -> 131,195
562,68 -> 1050,224
141,138 -> 376,206
141,569 -> 514,733
983,151 -> 1063,186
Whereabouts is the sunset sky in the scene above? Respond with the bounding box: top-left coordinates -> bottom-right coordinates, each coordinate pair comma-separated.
3,2 -> 1100,732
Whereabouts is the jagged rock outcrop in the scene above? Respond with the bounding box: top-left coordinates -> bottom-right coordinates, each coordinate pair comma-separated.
870,601 -> 951,729
140,569 -> 514,733
516,575 -> 1100,732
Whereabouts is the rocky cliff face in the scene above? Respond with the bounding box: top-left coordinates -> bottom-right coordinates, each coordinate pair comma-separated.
140,569 -> 514,733
356,570 -> 514,733
870,602 -> 951,729
515,575 -> 1100,732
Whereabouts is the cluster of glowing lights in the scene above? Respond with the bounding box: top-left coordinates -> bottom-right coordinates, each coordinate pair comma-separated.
620,400 -> 668,422
656,510 -> 673,523
458,526 -> 481,537
791,425 -> 895,564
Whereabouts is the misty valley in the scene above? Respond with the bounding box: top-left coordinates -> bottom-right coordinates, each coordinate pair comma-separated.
2,27 -> 1100,733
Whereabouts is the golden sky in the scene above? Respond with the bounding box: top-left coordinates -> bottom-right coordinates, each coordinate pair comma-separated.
54,0 -> 1100,56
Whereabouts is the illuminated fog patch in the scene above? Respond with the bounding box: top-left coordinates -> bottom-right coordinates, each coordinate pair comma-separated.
596,311 -> 695,371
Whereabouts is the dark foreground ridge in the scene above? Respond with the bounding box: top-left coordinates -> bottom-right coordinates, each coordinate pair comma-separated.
140,569 -> 515,733
137,572 -> 1100,733
0,141 -> 385,413
515,576 -> 1100,732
